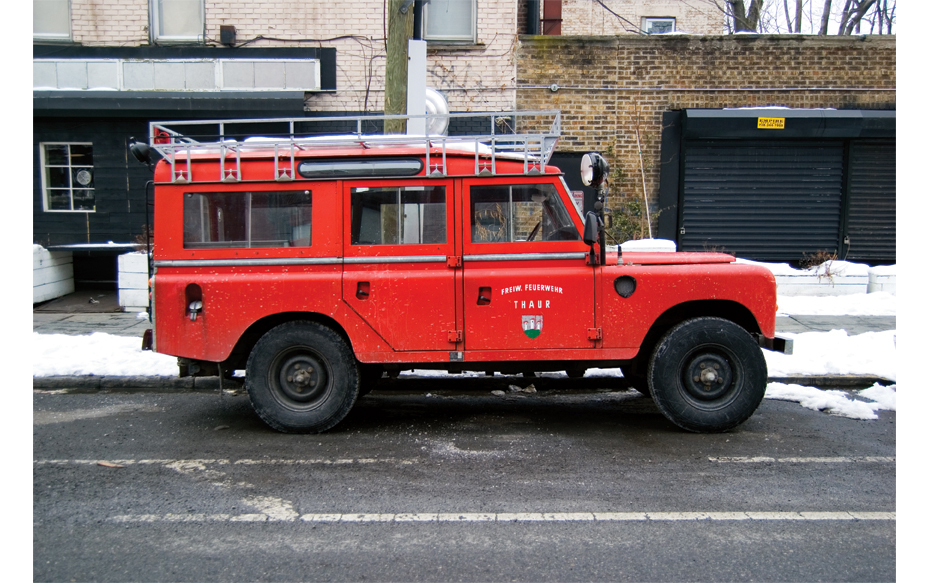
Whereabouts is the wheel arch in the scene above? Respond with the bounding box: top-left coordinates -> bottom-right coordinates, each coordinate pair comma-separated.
630,300 -> 763,373
225,312 -> 352,371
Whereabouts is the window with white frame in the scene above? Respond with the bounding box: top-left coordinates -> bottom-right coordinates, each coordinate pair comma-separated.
40,143 -> 95,212
422,0 -> 477,43
642,17 -> 676,34
34,0 -> 71,41
151,0 -> 204,43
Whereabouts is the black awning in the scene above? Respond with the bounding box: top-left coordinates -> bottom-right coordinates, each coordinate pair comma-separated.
34,91 -> 309,118
683,108 -> 895,140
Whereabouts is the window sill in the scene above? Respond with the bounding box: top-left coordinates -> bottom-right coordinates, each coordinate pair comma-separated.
34,37 -> 75,44
426,42 -> 487,52
151,38 -> 207,46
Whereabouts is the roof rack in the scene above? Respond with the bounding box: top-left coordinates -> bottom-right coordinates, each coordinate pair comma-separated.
147,111 -> 561,184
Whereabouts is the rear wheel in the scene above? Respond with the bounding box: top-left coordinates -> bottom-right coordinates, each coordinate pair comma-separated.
245,321 -> 359,433
648,317 -> 767,433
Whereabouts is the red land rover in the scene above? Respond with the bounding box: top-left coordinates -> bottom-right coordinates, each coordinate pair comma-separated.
131,111 -> 791,434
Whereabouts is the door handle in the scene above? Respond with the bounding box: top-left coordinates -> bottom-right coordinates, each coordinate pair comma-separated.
356,282 -> 370,300
477,286 -> 491,305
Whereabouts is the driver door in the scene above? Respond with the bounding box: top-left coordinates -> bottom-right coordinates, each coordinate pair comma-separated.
461,177 -> 595,352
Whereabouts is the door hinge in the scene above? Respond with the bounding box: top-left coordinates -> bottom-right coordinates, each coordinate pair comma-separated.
587,328 -> 603,341
447,255 -> 462,268
447,330 -> 463,343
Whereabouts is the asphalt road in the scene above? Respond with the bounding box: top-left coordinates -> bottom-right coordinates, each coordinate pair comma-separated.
34,383 -> 895,582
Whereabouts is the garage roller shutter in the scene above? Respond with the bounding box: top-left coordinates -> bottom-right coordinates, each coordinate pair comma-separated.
680,141 -> 844,262
845,143 -> 895,263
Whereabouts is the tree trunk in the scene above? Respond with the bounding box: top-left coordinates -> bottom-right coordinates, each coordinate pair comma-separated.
729,0 -> 765,32
384,0 -> 414,134
794,0 -> 803,32
818,0 -> 833,34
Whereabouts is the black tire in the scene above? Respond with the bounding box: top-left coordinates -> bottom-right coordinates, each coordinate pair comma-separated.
245,321 -> 359,433
648,317 -> 767,433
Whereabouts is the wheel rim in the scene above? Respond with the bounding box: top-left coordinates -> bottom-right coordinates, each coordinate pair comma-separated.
269,346 -> 333,410
679,347 -> 738,407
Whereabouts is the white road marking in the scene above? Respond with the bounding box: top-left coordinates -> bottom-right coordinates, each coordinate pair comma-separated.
36,456 -> 893,467
108,511 -> 895,524
242,496 -> 300,522
34,458 -> 419,466
709,456 -> 895,463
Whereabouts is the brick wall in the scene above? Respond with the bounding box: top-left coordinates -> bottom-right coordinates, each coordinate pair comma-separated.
516,34 -> 896,216
560,0 -> 723,35
68,0 -> 518,112
71,0 -> 149,45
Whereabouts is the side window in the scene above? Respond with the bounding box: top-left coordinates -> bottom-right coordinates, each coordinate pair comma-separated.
351,186 -> 446,245
151,0 -> 204,43
642,17 -> 676,34
40,143 -> 94,212
34,0 -> 71,41
183,190 -> 312,249
421,0 -> 477,43
470,183 -> 580,243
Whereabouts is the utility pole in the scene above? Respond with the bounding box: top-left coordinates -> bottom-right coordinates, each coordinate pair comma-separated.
384,0 -> 414,134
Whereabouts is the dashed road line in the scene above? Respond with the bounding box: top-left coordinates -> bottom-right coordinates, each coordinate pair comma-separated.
709,456 -> 895,464
108,511 -> 895,524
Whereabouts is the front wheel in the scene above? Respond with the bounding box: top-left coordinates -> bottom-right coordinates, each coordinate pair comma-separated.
246,321 -> 359,433
648,317 -> 767,433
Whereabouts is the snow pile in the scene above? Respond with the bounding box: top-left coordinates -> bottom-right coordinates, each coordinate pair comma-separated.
33,332 -> 177,377
764,329 -> 896,382
765,382 -> 896,420
776,292 -> 896,316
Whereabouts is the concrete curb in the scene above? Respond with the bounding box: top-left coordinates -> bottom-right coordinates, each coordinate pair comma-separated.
32,376 -> 243,392
34,374 -> 893,392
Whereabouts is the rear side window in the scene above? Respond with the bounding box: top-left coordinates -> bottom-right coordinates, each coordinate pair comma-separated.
183,190 -> 312,248
351,186 -> 446,245
470,183 -> 580,243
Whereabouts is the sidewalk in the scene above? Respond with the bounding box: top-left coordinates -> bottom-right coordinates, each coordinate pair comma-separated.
33,290 -> 896,391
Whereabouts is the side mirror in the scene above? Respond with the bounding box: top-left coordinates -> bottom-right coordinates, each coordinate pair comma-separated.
583,212 -> 599,246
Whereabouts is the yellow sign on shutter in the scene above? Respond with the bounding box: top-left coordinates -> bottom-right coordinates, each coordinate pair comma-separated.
757,117 -> 786,129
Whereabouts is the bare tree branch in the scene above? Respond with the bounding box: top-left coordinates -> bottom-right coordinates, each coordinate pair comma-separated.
841,0 -> 877,34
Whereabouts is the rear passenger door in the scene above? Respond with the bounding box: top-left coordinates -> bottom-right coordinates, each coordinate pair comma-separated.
342,179 -> 459,352
461,177 -> 595,352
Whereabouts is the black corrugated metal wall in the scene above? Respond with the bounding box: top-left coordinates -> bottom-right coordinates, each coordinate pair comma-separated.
679,141 -> 845,260
658,110 -> 896,265
844,142 -> 896,262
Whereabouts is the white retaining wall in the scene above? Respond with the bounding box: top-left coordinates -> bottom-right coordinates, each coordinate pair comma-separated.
118,252 -> 149,312
33,245 -> 74,303
737,259 -> 895,297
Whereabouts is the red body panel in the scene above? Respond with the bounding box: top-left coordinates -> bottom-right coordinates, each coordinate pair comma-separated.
150,150 -> 778,368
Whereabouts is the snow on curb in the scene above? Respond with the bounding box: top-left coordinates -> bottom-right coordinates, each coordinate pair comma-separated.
763,330 -> 896,382
765,382 -> 896,420
33,332 -> 178,377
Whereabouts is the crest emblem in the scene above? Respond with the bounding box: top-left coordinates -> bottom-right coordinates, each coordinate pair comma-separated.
522,315 -> 543,339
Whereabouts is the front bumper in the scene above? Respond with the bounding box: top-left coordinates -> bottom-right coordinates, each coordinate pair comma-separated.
757,334 -> 793,355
